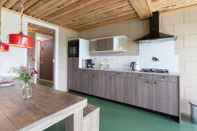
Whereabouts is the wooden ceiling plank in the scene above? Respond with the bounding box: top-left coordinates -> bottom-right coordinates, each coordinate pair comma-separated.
60,10 -> 136,28
0,0 -> 8,7
33,0 -> 79,18
128,0 -> 152,19
12,0 -> 29,11
61,6 -> 134,27
4,0 -> 19,9
46,0 -> 125,21
44,0 -> 111,21
25,0 -> 51,14
27,0 -> 65,16
52,1 -> 131,24
24,0 -> 40,11
76,14 -> 136,31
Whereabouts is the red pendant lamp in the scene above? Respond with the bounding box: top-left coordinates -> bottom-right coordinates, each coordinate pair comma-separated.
0,42 -> 9,52
9,0 -> 33,48
0,8 -> 9,52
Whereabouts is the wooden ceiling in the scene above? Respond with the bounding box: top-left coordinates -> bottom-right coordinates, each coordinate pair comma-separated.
2,0 -> 197,31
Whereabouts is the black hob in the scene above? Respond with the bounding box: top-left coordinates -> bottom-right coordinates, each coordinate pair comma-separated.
140,68 -> 169,73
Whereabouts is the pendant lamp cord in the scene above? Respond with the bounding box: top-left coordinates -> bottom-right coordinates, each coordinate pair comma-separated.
0,6 -> 2,43
20,0 -> 24,33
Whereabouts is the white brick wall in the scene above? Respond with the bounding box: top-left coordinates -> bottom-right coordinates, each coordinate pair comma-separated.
161,6 -> 197,115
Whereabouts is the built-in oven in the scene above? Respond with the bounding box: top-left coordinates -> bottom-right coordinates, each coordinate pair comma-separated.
68,39 -> 79,57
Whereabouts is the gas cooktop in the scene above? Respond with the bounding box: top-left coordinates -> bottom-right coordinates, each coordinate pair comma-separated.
140,68 -> 169,73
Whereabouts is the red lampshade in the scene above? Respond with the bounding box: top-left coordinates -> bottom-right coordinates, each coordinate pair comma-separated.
9,32 -> 33,48
0,42 -> 9,52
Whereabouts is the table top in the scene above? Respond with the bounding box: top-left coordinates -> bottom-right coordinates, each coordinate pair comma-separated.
0,84 -> 86,131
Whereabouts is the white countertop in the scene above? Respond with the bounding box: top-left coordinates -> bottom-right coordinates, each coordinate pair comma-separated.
80,68 -> 179,76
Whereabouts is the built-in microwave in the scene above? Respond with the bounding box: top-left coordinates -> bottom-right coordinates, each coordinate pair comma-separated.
68,39 -> 79,57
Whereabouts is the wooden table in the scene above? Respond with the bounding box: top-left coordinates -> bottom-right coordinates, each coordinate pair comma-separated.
0,84 -> 87,131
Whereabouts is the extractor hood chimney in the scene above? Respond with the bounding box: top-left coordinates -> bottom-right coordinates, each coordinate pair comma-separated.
135,11 -> 176,42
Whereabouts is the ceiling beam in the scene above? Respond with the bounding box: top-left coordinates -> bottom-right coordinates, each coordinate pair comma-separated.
128,0 -> 152,19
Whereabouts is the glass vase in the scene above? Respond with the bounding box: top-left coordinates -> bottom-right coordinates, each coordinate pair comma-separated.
22,83 -> 32,99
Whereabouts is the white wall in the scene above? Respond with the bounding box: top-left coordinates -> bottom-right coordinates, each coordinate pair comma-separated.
0,8 -> 78,91
0,8 -> 27,76
56,27 -> 78,91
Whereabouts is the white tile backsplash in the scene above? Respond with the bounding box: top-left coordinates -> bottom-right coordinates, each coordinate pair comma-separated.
88,39 -> 178,73
91,56 -> 139,70
139,40 -> 178,73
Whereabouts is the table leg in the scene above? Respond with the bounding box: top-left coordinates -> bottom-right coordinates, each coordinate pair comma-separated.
73,109 -> 83,131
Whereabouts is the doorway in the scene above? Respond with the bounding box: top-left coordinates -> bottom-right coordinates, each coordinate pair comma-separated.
27,23 -> 55,87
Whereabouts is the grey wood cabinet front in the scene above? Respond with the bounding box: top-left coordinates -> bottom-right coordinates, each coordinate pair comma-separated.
67,66 -> 179,117
136,74 -> 154,110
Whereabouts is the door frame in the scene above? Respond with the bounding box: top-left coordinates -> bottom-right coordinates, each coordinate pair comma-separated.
27,21 -> 59,90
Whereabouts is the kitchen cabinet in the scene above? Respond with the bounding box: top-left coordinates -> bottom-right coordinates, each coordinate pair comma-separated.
79,70 -> 90,94
123,73 -> 137,106
136,74 -> 154,110
68,58 -> 80,92
152,75 -> 179,116
95,39 -> 113,51
68,68 -> 179,118
111,72 -> 127,103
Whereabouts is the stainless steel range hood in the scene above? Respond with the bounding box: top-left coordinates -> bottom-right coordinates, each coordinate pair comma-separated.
135,11 -> 177,42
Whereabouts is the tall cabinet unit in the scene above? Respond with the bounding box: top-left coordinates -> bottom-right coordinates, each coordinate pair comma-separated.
68,39 -> 80,92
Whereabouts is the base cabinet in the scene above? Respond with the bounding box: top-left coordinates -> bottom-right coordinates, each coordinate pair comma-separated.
68,64 -> 179,117
136,75 -> 154,110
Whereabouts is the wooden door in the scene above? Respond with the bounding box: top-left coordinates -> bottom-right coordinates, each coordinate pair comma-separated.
40,39 -> 54,81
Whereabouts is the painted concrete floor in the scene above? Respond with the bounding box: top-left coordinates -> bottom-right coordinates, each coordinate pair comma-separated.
46,94 -> 197,131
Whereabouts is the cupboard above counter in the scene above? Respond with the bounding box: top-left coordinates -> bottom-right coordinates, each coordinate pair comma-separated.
89,36 -> 128,54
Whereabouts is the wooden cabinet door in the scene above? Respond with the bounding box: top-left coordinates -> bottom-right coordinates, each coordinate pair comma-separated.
136,74 -> 154,110
68,58 -> 80,91
153,75 -> 179,116
79,70 -> 90,94
95,39 -> 113,51
124,73 -> 137,106
90,71 -> 104,97
112,72 -> 127,103
104,72 -> 113,100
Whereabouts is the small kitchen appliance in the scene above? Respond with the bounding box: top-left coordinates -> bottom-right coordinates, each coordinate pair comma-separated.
85,59 -> 95,69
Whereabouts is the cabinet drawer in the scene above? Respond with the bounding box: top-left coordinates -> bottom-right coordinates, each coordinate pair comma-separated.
152,75 -> 179,82
136,73 -> 152,80
168,76 -> 179,82
152,75 -> 168,82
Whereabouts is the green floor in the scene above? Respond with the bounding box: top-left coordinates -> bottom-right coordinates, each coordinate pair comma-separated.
46,94 -> 197,131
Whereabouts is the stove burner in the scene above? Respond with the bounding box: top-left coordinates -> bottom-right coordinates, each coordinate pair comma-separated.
141,68 -> 169,73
